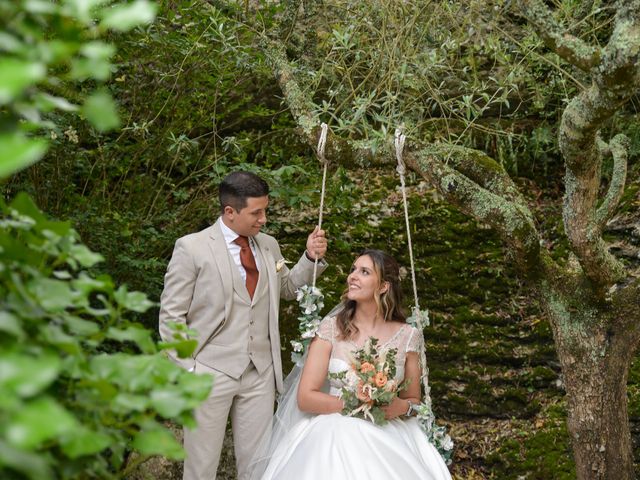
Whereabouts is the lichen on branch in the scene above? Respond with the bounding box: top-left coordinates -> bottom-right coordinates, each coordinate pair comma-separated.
516,0 -> 601,71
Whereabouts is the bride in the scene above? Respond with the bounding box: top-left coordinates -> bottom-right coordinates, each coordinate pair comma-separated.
248,249 -> 451,479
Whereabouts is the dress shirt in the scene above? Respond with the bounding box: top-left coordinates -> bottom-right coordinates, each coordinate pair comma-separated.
219,217 -> 261,282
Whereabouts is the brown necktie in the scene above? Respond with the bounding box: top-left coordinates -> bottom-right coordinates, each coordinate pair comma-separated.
234,235 -> 259,299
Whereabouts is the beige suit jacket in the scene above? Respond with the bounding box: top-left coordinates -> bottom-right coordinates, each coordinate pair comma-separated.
159,219 -> 326,393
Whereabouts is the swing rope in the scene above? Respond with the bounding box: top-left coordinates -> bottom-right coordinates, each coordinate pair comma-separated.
312,123 -> 329,288
395,128 -> 421,320
394,127 -> 452,462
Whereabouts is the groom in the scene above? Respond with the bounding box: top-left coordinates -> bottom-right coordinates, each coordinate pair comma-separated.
159,171 -> 327,480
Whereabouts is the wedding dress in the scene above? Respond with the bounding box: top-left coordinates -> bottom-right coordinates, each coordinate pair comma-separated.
248,316 -> 452,480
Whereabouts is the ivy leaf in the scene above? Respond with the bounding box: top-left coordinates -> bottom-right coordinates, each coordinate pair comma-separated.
0,134 -> 47,178
100,0 -> 157,32
6,397 -> 78,448
81,90 -> 120,132
132,428 -> 184,460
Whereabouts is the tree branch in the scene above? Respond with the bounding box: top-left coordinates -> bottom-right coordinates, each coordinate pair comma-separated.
261,37 -> 553,277
440,145 -> 529,208
596,134 -> 630,228
533,1 -> 640,289
406,145 -> 546,276
516,0 -> 601,72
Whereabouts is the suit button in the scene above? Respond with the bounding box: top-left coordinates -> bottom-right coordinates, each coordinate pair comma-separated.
250,336 -> 253,341
250,320 -> 254,325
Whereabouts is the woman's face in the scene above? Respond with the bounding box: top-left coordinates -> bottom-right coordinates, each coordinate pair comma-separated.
346,255 -> 381,302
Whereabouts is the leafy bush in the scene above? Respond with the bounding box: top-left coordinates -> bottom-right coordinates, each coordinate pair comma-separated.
0,0 -> 157,176
0,192 -> 211,479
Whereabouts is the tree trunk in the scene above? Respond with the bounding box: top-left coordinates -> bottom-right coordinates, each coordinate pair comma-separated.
542,283 -> 636,479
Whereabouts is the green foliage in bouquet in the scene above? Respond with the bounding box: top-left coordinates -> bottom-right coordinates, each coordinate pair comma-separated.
330,337 -> 409,426
0,193 -> 212,480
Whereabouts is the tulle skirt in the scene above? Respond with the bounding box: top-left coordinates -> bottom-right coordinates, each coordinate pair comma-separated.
259,413 -> 451,480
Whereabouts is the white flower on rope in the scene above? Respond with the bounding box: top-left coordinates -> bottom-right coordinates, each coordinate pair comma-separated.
291,285 -> 324,364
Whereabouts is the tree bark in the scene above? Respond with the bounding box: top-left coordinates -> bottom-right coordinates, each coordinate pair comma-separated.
539,275 -> 640,479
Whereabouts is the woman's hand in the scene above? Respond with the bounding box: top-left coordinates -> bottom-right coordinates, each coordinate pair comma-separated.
381,397 -> 409,420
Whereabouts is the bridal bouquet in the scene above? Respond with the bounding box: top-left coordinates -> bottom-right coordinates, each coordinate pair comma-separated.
330,337 -> 409,425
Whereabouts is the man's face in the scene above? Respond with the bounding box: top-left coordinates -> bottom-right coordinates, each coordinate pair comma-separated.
224,196 -> 269,237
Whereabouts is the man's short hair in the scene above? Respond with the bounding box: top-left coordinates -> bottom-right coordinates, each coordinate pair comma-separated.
219,171 -> 270,213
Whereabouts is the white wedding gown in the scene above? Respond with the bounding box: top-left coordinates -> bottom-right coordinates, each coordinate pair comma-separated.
250,316 -> 452,480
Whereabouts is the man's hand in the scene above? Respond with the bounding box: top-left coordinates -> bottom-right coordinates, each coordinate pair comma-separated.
305,226 -> 327,260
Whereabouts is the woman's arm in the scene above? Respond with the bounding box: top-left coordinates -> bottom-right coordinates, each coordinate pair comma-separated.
297,336 -> 344,414
382,351 -> 422,420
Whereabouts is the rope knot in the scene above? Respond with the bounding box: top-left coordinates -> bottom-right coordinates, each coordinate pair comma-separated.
316,123 -> 329,166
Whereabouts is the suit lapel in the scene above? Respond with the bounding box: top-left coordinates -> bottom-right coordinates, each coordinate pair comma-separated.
208,220 -> 234,314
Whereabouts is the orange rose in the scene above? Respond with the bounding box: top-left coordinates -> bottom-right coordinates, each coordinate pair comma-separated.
373,372 -> 388,388
360,362 -> 375,374
356,381 -> 372,403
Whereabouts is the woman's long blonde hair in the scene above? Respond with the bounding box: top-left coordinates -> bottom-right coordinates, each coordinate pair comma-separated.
336,249 -> 406,340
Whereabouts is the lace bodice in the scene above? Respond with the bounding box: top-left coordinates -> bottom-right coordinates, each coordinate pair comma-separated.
316,316 -> 423,395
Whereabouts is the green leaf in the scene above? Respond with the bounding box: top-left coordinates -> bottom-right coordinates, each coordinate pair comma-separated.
0,134 -> 47,178
72,272 -> 112,295
150,388 -> 191,417
114,285 -> 154,312
80,41 -> 116,60
90,353 -> 157,391
6,397 -> 78,448
0,59 -> 45,104
10,192 -> 72,236
112,392 -> 149,412
60,427 -> 111,458
41,324 -> 82,355
0,440 -> 53,480
0,311 -> 25,339
64,0 -> 111,23
81,90 -> 120,132
107,326 -> 156,353
177,371 -> 214,401
24,0 -> 59,14
63,315 -> 101,336
100,0 -> 157,32
158,339 -> 198,358
132,428 -> 184,460
27,277 -> 74,311
69,243 -> 104,267
34,93 -> 78,113
0,352 -> 61,397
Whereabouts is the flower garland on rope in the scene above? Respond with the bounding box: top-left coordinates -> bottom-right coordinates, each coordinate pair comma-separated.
406,307 -> 454,464
397,128 -> 454,464
291,123 -> 328,365
291,285 -> 324,365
